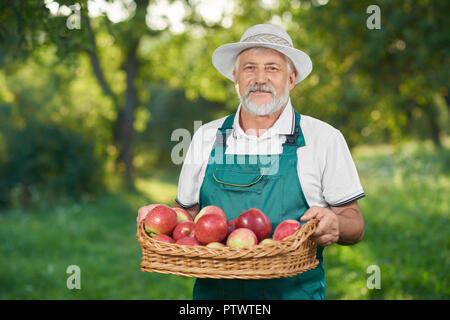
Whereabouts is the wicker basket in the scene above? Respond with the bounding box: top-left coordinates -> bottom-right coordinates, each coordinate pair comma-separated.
137,219 -> 319,279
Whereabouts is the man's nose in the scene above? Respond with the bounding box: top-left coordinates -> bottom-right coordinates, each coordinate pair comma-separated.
254,68 -> 269,84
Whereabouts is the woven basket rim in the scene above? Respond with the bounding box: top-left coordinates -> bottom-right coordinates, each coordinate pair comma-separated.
137,218 -> 318,259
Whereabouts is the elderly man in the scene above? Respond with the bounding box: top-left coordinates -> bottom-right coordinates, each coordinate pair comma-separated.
138,24 -> 365,300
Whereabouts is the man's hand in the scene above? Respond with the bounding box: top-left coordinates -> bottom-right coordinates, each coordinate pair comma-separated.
136,204 -> 157,224
300,206 -> 339,247
300,201 -> 365,246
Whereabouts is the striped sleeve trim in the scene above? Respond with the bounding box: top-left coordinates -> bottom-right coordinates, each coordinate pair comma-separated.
330,193 -> 365,207
175,198 -> 198,209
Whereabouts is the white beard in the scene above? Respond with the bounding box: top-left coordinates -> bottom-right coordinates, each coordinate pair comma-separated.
239,84 -> 290,116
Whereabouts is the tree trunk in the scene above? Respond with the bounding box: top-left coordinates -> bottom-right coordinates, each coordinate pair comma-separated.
426,114 -> 442,148
443,87 -> 450,112
81,13 -> 119,106
114,0 -> 149,189
422,103 -> 442,148
81,1 -> 149,189
116,42 -> 139,189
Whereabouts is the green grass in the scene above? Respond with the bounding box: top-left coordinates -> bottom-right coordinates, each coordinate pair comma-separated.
0,140 -> 448,299
324,141 -> 450,299
0,189 -> 195,299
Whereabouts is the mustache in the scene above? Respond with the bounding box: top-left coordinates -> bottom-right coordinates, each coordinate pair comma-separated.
245,84 -> 276,97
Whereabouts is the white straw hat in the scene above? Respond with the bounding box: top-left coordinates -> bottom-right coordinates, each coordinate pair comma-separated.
212,24 -> 313,84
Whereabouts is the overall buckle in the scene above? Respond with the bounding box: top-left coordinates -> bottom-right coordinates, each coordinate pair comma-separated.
283,131 -> 300,147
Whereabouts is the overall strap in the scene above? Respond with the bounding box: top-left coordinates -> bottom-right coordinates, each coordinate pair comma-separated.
214,111 -> 305,151
215,113 -> 236,148
282,111 -> 305,153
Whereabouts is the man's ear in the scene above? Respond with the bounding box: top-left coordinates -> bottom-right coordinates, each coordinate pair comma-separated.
288,69 -> 297,90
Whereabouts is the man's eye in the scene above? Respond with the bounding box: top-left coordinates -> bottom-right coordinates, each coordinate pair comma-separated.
244,66 -> 254,70
267,66 -> 278,71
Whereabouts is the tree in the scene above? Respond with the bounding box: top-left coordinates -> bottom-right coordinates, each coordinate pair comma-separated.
285,0 -> 450,146
1,0 -> 155,188
1,0 -> 447,196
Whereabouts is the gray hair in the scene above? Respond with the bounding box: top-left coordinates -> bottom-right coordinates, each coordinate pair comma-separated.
233,46 -> 296,76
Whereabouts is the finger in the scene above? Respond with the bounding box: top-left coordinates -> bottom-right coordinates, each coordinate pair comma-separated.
312,234 -> 328,246
300,207 -> 321,221
313,234 -> 337,247
314,214 -> 328,232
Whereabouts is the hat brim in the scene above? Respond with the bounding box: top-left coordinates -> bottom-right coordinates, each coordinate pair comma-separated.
212,42 -> 312,84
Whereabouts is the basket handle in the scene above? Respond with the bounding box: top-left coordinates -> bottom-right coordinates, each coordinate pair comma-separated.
294,218 -> 319,249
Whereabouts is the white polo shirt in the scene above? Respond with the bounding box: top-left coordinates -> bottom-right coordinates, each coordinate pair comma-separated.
176,99 -> 365,209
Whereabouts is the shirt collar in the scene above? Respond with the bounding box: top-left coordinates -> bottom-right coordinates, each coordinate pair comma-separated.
232,98 -> 295,139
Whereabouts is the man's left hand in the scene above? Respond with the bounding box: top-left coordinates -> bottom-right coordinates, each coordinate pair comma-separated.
300,206 -> 339,247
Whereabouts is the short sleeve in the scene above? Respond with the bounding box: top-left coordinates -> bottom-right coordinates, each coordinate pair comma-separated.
175,126 -> 205,208
321,130 -> 365,206
175,122 -> 219,208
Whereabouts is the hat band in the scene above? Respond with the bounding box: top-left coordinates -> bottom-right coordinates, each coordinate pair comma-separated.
241,33 -> 292,47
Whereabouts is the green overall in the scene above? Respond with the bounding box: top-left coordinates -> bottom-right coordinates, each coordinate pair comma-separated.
193,111 -> 325,300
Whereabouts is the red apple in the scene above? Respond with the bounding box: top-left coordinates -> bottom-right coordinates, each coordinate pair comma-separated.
273,219 -> 301,241
259,238 -> 276,245
172,221 -> 195,241
235,208 -> 272,242
194,205 -> 227,223
173,207 -> 193,223
195,213 -> 228,245
226,228 -> 258,248
176,236 -> 201,246
151,234 -> 175,244
227,219 -> 236,235
206,242 -> 226,248
144,204 -> 178,236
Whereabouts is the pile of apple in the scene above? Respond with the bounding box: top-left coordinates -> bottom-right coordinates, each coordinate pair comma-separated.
143,204 -> 303,248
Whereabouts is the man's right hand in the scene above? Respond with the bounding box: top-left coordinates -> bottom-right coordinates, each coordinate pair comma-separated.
136,204 -> 158,223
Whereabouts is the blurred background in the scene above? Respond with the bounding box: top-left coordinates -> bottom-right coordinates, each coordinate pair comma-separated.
0,0 -> 448,299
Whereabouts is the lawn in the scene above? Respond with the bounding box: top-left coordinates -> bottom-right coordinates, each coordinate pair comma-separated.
0,141 -> 448,299
324,141 -> 450,299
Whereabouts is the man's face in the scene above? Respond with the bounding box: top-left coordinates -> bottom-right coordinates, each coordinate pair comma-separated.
233,48 -> 296,115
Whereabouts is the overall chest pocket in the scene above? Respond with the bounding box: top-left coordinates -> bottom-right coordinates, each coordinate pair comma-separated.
212,168 -> 266,194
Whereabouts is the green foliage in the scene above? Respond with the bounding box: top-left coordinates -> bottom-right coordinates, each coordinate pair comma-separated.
0,119 -> 106,208
285,0 -> 450,146
0,0 -> 82,68
134,82 -> 225,171
160,0 -> 449,148
1,0 -> 449,191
